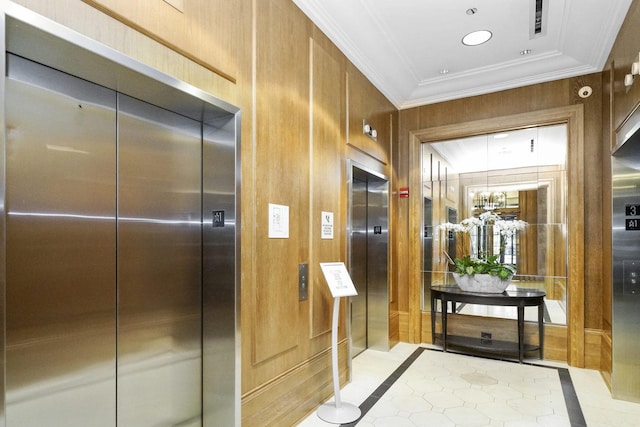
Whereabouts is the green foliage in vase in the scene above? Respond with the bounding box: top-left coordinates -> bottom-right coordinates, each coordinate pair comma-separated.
453,255 -> 516,280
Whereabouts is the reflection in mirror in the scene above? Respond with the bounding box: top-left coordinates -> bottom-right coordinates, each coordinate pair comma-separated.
421,124 -> 568,325
423,197 -> 433,276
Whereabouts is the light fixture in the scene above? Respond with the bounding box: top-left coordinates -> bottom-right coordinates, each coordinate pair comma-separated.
625,73 -> 634,88
363,121 -> 377,141
462,30 -> 492,46
439,69 -> 449,75
624,51 -> 640,89
520,49 -> 532,55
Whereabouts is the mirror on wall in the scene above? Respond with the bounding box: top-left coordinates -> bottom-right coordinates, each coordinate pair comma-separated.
421,123 -> 568,325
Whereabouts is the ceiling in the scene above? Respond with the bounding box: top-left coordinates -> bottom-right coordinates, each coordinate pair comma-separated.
291,0 -> 633,110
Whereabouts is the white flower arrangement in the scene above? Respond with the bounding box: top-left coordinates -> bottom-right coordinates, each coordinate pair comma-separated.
438,211 -> 528,279
440,211 -> 527,237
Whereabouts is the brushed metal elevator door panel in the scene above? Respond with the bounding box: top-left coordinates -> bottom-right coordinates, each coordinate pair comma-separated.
117,94 -> 202,427
202,118 -> 238,426
365,177 -> 389,351
5,54 -> 117,426
350,177 -> 368,357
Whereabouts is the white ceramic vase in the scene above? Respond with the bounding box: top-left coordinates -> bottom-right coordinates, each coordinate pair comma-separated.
452,272 -> 511,293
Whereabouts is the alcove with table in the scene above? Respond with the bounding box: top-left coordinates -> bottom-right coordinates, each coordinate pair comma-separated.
420,123 -> 568,360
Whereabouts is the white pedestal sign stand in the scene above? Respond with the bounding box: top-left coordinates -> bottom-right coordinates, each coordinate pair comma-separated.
317,262 -> 361,424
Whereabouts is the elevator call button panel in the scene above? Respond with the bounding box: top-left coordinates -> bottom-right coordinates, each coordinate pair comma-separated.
623,260 -> 640,296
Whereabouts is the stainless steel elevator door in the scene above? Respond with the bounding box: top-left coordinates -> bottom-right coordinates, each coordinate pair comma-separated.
611,135 -> 640,402
6,54 -> 118,427
350,167 -> 389,357
365,176 -> 389,351
351,176 -> 368,357
117,94 -> 203,427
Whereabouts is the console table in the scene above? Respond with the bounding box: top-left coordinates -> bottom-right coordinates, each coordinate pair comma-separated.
430,285 -> 545,362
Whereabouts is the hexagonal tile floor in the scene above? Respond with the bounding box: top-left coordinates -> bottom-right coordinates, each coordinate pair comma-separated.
297,343 -> 640,427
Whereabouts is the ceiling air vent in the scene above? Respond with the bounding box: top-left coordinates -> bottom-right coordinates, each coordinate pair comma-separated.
531,0 -> 547,38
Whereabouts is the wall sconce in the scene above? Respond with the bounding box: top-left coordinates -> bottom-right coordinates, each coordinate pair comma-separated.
363,120 -> 377,141
624,51 -> 640,89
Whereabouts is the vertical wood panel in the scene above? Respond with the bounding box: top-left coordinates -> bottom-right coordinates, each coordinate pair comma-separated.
602,64 -> 614,352
576,73 -> 604,331
253,0 -> 309,363
519,190 -> 538,276
396,109 -> 419,316
309,40 -> 344,338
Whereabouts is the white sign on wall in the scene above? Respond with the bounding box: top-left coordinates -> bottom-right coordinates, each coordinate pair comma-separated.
321,211 -> 334,239
268,203 -> 289,238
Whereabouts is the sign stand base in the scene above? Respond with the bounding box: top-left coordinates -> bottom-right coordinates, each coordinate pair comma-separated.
316,401 -> 361,424
316,296 -> 361,424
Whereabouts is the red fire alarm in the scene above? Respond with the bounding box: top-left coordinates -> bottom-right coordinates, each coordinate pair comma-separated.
399,187 -> 409,198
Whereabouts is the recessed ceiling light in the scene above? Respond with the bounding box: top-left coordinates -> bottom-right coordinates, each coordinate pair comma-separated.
462,30 -> 492,46
466,8 -> 477,15
439,69 -> 449,74
520,49 -> 532,55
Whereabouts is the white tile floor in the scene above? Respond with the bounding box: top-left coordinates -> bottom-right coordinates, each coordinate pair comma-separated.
296,343 -> 640,427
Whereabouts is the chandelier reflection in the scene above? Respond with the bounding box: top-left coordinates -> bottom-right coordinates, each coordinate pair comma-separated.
472,191 -> 507,211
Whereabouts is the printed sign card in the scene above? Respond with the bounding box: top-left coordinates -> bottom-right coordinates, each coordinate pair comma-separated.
320,262 -> 358,297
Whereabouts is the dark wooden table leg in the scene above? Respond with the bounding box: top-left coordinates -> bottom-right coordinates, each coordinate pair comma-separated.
431,291 -> 436,344
538,301 -> 544,359
442,299 -> 448,352
518,305 -> 524,363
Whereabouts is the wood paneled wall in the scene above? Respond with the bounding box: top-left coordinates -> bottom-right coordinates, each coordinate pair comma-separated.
13,0 -> 397,425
